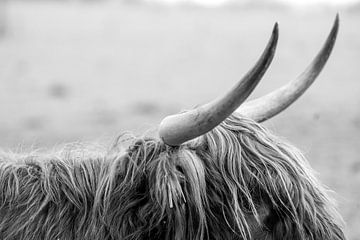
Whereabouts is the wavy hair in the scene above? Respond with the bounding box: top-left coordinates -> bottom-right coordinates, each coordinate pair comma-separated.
0,114 -> 345,239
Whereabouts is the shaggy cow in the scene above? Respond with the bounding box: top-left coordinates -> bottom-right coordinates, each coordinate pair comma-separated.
0,15 -> 345,240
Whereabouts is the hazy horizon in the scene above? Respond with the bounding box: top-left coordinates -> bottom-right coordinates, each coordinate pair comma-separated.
145,0 -> 360,7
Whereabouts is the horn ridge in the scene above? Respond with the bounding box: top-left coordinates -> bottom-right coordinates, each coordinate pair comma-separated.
238,14 -> 339,122
159,23 -> 279,146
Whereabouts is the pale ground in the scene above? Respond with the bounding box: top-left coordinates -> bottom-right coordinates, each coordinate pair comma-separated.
0,2 -> 359,239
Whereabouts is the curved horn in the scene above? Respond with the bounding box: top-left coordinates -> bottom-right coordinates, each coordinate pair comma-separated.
159,23 -> 279,146
238,14 -> 339,122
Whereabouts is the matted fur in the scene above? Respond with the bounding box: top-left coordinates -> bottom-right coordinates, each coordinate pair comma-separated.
0,114 -> 345,240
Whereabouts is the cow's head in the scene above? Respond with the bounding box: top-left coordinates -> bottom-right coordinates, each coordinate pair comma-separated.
95,14 -> 345,240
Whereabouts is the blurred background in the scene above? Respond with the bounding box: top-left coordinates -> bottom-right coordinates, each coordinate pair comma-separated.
0,0 -> 359,238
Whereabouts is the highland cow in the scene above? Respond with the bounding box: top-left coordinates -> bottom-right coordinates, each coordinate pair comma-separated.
0,15 -> 345,240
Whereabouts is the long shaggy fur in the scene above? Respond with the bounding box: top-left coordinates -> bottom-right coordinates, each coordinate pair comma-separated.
0,114 -> 345,240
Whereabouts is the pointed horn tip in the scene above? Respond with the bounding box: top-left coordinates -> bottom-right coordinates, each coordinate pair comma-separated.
332,13 -> 340,32
274,22 -> 279,30
272,22 -> 279,37
335,13 -> 340,22
334,13 -> 340,33
327,13 -> 340,46
334,13 -> 340,27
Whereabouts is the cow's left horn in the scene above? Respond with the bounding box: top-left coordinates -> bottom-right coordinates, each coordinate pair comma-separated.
159,23 -> 279,146
237,14 -> 339,122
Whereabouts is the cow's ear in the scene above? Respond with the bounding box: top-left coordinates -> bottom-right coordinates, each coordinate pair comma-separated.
245,204 -> 273,239
263,207 -> 280,231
